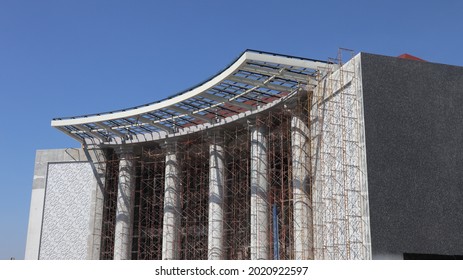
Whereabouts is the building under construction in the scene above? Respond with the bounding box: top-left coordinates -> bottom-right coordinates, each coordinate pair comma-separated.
25,50 -> 463,260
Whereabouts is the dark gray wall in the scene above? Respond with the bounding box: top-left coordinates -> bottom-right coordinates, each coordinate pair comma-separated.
361,53 -> 463,259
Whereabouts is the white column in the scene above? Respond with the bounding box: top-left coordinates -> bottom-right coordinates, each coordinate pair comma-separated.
250,125 -> 269,260
291,115 -> 313,259
208,133 -> 225,259
162,142 -> 181,260
114,146 -> 135,260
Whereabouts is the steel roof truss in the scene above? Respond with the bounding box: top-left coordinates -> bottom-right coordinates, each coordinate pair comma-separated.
240,63 -> 317,83
168,106 -> 213,123
58,127 -> 85,142
74,124 -> 108,141
136,115 -> 174,133
240,64 -> 309,83
227,75 -> 293,93
218,82 -> 276,98
199,92 -> 254,110
94,122 -> 126,139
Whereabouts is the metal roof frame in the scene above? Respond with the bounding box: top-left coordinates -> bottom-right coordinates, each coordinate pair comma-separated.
52,50 -> 330,145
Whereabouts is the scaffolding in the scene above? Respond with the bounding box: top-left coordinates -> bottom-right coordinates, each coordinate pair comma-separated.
223,126 -> 251,260
311,49 -> 371,260
132,147 -> 165,260
98,105 -> 308,259
178,136 -> 210,260
100,150 -> 119,260
259,109 -> 295,260
97,50 -> 371,259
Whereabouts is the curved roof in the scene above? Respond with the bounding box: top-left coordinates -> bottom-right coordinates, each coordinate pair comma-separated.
52,50 -> 329,145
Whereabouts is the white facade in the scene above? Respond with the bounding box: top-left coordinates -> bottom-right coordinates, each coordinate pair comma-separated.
25,148 -> 105,260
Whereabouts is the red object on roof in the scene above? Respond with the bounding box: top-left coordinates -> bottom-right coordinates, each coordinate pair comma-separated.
398,53 -> 426,61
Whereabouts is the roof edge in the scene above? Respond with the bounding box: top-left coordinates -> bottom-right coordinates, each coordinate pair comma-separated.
52,50 -> 327,127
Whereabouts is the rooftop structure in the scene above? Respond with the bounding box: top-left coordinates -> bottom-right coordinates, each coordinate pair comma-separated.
26,49 -> 463,260
52,50 -> 329,145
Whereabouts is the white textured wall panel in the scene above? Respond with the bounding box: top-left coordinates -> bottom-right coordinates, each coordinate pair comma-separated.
39,162 -> 95,260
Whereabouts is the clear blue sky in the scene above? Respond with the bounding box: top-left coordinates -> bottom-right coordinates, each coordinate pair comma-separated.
0,0 -> 462,260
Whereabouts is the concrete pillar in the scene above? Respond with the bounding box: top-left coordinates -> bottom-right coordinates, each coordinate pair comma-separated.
208,133 -> 225,259
250,124 -> 269,260
291,114 -> 313,259
114,146 -> 135,260
162,142 -> 181,260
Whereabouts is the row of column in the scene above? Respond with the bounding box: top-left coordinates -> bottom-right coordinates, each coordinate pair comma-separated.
111,115 -> 311,260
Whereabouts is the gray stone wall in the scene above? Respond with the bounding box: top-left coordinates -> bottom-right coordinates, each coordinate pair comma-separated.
361,53 -> 463,259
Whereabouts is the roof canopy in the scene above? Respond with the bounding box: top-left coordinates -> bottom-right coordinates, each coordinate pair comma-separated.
52,50 -> 329,145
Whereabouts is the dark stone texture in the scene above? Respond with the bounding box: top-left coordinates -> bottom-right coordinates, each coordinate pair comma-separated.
361,53 -> 463,259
